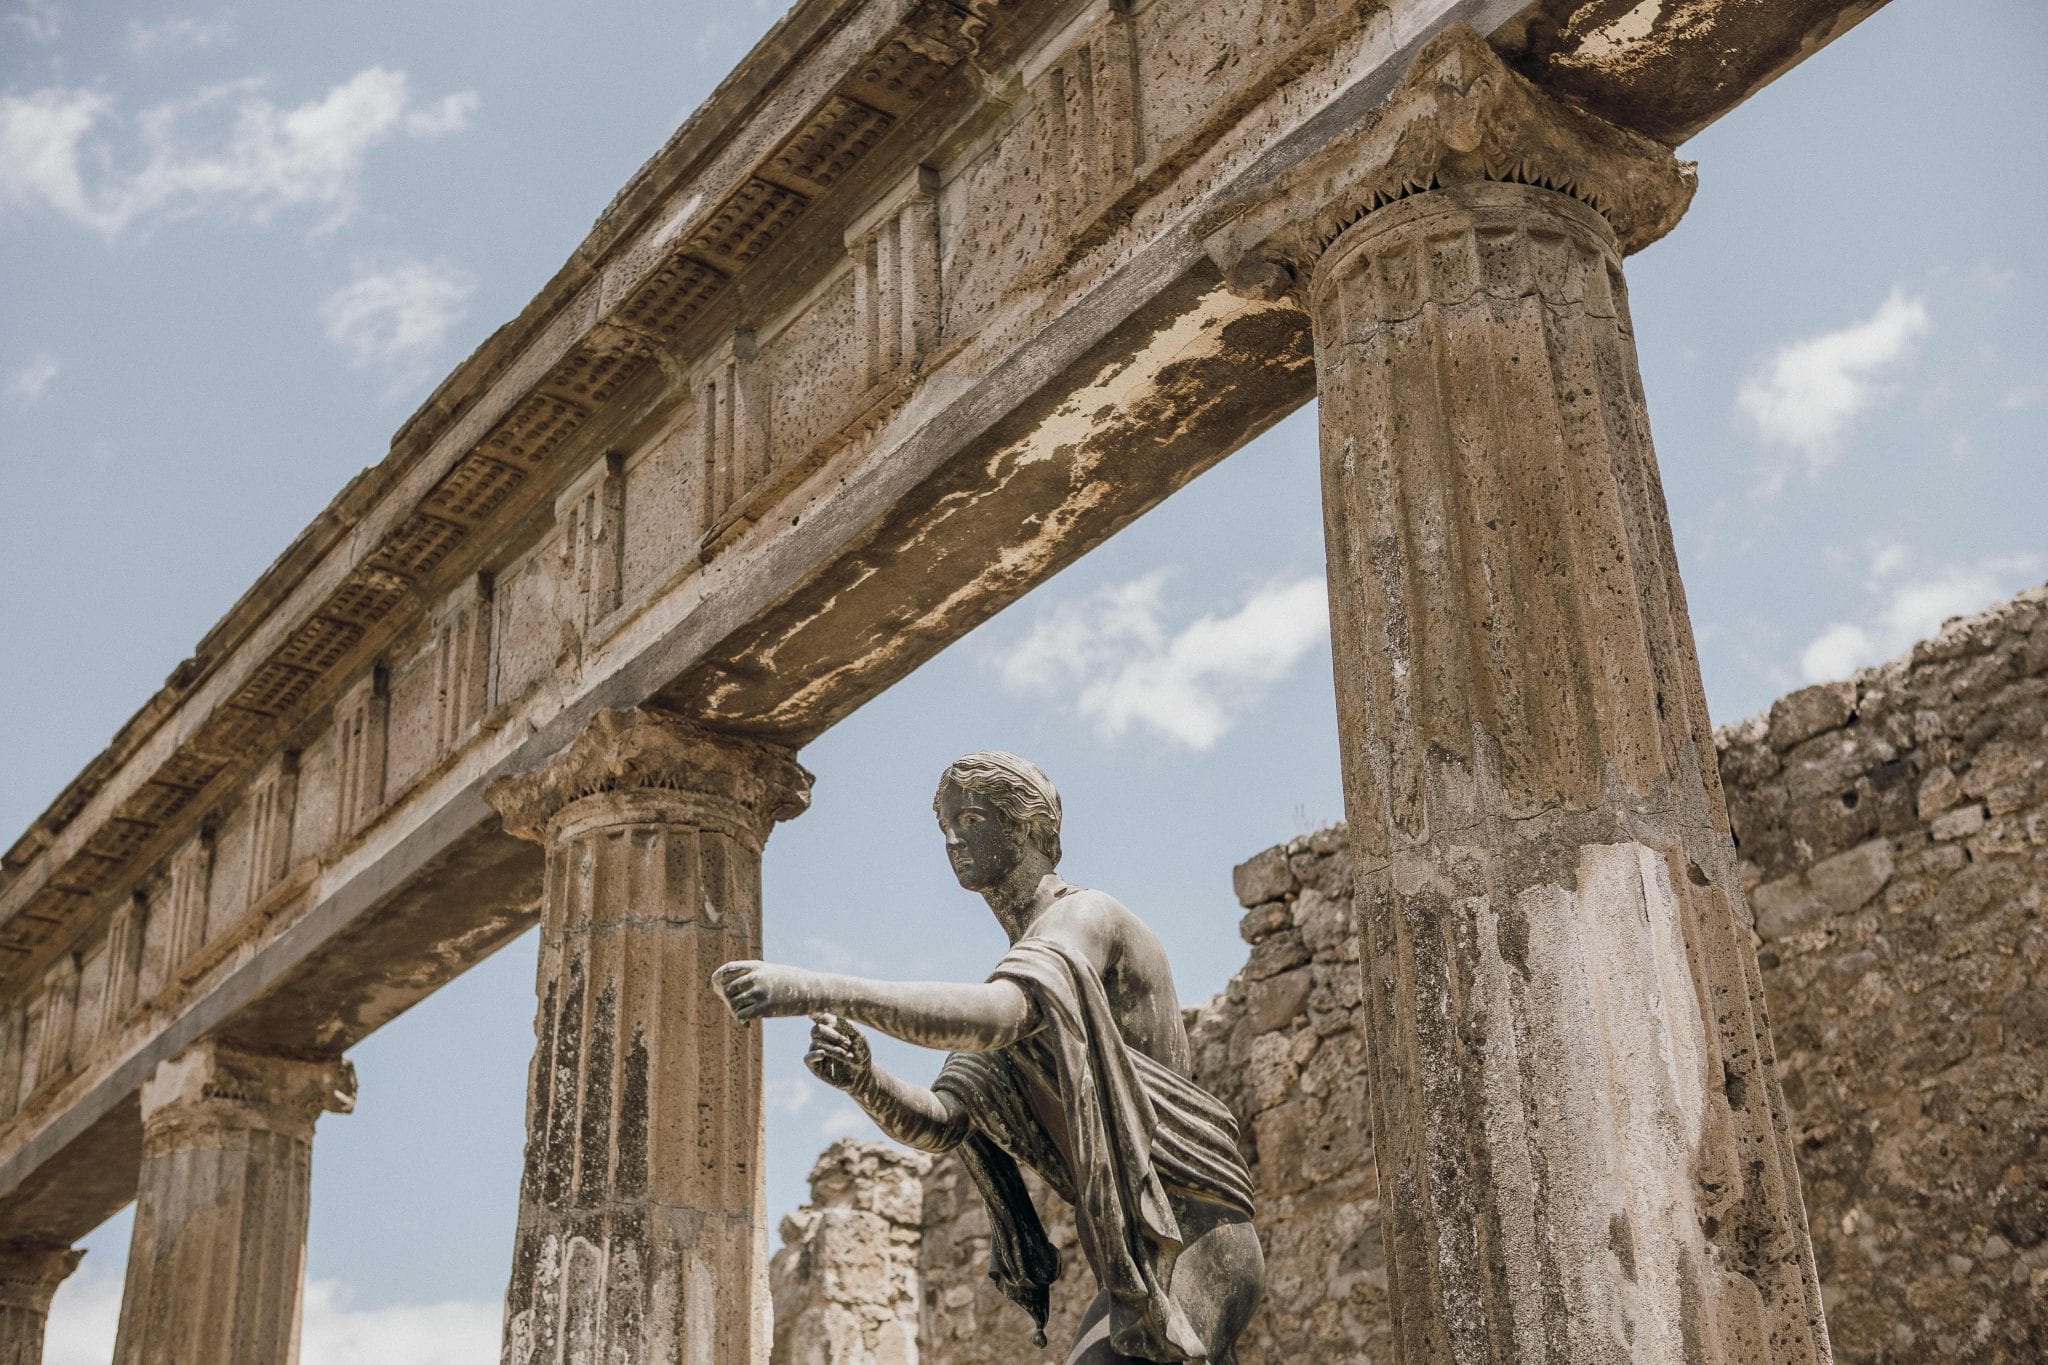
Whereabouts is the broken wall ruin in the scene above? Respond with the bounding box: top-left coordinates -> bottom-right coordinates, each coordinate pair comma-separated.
771,585 -> 2048,1363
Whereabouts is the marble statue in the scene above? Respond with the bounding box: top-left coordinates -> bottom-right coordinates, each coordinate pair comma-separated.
714,751 -> 1264,1362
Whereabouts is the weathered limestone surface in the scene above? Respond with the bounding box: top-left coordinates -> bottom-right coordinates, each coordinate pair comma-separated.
485,708 -> 811,1365
0,0 -> 1896,1251
1719,587 -> 2048,1362
788,586 -> 2048,1365
770,1140 -> 929,1365
110,1042 -> 355,1365
1206,26 -> 1824,1362
0,1245 -> 81,1364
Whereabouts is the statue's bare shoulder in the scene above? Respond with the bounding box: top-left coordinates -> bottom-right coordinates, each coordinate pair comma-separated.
1032,888 -> 1185,1067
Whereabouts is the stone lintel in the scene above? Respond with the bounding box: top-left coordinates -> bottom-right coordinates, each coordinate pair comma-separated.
483,706 -> 812,845
1199,23 -> 1696,301
140,1041 -> 356,1149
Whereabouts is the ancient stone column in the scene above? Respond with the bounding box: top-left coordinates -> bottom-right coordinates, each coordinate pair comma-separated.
0,1245 -> 82,1364
111,1042 -> 356,1365
1204,26 -> 1830,1365
485,707 -> 811,1365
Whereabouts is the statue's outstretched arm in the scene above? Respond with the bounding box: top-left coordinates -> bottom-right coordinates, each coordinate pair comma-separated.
713,960 -> 1036,1052
807,1014 -> 968,1153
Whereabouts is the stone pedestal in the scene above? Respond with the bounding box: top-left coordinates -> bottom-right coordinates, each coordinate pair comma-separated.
0,1246 -> 81,1365
1205,26 -> 1829,1365
111,1043 -> 356,1365
486,707 -> 811,1365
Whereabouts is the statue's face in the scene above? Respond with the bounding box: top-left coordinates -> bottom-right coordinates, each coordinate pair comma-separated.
937,783 -> 1022,892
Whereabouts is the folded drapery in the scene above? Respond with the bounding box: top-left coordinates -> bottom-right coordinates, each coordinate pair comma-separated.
934,936 -> 1255,1361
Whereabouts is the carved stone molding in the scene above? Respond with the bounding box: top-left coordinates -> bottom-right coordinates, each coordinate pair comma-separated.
484,706 -> 812,847
1200,23 -> 1697,301
139,1040 -> 356,1153
0,1245 -> 80,1314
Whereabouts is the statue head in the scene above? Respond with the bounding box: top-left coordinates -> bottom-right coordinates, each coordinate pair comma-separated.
933,751 -> 1062,890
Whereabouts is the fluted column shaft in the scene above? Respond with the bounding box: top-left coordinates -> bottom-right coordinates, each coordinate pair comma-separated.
487,708 -> 811,1365
1315,179 -> 1825,1365
1204,25 -> 1828,1365
0,1246 -> 81,1364
111,1043 -> 356,1365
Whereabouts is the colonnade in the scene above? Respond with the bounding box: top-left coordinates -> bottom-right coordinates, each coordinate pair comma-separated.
19,26 -> 1829,1365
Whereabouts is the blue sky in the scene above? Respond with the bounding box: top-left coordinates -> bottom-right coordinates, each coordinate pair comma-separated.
4,2 -> 2043,1359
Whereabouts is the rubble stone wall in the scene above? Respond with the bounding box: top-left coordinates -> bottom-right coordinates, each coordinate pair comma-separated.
770,1140 -> 929,1365
1719,586 -> 2048,1360
770,586 -> 2048,1363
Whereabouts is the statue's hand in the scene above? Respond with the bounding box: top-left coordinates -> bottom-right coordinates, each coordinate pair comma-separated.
805,1013 -> 872,1091
711,960 -> 816,1023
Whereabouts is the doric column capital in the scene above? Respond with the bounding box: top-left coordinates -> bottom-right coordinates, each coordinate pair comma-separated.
0,1245 -> 82,1315
139,1041 -> 356,1152
1199,23 -> 1696,301
484,706 -> 812,846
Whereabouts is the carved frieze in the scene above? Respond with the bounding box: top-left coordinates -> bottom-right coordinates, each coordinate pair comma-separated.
1030,4 -> 1142,253
33,956 -> 76,1094
101,892 -> 145,1042
164,832 -> 213,981
697,330 -> 773,547
430,574 -> 494,755
70,940 -> 108,1062
243,753 -> 298,906
555,456 -> 626,648
847,167 -> 944,396
332,671 -> 388,840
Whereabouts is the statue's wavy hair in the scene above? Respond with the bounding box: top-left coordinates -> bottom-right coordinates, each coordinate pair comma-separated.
933,751 -> 1062,866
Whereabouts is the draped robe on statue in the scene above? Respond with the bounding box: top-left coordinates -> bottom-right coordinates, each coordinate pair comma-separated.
931,936 -> 1257,1362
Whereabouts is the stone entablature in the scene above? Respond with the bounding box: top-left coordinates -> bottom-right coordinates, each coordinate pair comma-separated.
0,0 -> 1895,1268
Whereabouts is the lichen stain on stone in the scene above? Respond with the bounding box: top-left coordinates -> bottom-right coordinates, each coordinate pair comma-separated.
577,979 -> 617,1206
616,1027 -> 651,1201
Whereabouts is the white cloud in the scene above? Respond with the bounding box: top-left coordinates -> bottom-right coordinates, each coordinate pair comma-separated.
767,1075 -> 814,1118
1736,288 -> 1930,491
993,571 -> 1329,750
47,1270 -> 498,1365
0,87 -> 110,227
6,350 -> 60,404
320,257 -> 476,396
300,1281 -> 501,1365
6,0 -> 61,43
1999,377 -> 2044,412
0,68 -> 477,238
1798,552 -> 2045,683
818,1101 -> 872,1141
1969,260 -> 2018,295
126,14 -> 236,61
799,933 -> 877,975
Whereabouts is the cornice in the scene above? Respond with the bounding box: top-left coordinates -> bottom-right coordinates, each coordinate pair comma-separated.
0,0 -> 1055,979
1199,23 -> 1696,302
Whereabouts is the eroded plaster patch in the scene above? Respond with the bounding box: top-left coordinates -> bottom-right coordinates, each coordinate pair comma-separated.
1575,0 -> 1665,62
